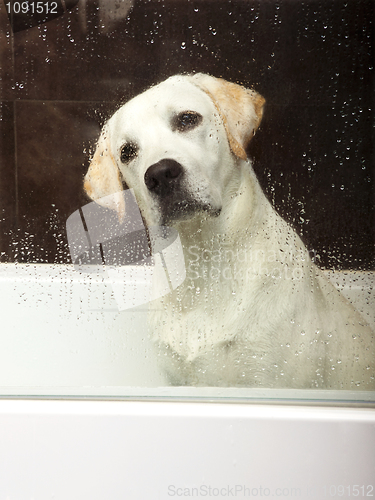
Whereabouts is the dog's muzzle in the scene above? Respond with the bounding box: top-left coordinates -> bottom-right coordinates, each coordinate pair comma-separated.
144,159 -> 183,197
144,158 -> 221,224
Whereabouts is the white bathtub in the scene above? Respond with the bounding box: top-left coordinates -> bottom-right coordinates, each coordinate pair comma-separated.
0,263 -> 374,398
0,263 -> 374,498
0,263 -> 167,388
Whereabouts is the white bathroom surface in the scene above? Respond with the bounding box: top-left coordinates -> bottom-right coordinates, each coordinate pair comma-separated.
0,400 -> 374,500
0,263 -> 167,387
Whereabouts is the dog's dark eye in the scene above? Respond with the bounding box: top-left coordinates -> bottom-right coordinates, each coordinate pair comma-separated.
174,111 -> 203,132
120,142 -> 138,163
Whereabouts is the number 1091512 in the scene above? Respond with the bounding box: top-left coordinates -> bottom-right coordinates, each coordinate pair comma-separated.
323,485 -> 374,497
5,2 -> 58,14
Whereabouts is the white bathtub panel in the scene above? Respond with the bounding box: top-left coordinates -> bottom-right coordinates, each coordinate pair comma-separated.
0,264 -> 166,386
0,400 -> 374,499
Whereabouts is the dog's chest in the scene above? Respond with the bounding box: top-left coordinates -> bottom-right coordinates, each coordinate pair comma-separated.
148,235 -> 270,360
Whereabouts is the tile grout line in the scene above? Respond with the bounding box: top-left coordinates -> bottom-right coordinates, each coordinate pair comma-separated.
13,101 -> 18,225
10,27 -> 19,229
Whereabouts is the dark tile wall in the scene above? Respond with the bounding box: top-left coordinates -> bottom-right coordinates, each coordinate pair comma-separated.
0,0 -> 374,268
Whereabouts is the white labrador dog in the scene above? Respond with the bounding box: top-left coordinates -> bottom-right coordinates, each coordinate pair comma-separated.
84,73 -> 374,389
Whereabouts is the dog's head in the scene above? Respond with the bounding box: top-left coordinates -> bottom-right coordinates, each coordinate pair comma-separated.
84,73 -> 265,226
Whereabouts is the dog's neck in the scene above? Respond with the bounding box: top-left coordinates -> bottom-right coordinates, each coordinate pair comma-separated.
174,159 -> 271,250
171,158 -> 310,291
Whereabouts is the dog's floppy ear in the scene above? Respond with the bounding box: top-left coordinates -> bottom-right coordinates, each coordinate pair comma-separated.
189,73 -> 265,160
84,125 -> 126,221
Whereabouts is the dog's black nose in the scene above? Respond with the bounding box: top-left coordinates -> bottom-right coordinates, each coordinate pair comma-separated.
144,159 -> 183,195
